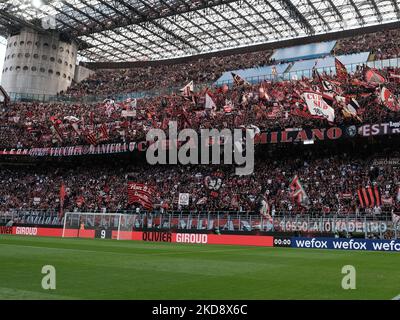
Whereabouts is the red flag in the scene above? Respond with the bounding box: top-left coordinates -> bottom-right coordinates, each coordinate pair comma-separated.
380,87 -> 400,112
98,123 -> 109,141
49,117 -> 63,142
335,58 -> 348,81
127,182 -> 154,211
364,67 -> 385,84
358,186 -> 381,208
84,130 -> 97,145
289,175 -> 310,208
59,183 -> 66,218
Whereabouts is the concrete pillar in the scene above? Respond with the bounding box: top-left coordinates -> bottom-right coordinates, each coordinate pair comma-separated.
1,28 -> 77,96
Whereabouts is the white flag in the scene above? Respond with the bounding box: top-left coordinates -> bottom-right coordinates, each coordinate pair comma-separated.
205,92 -> 216,110
396,186 -> 400,203
180,81 -> 193,96
178,193 -> 190,206
303,92 -> 335,122
130,98 -> 137,109
393,213 -> 400,225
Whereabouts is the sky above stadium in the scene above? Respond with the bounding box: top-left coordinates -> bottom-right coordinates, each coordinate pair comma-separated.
0,36 -> 5,84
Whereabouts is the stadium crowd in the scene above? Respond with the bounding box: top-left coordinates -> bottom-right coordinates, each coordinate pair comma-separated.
1,64 -> 400,149
62,28 -> 400,98
0,150 -> 399,215
64,49 -> 274,97
335,28 -> 400,60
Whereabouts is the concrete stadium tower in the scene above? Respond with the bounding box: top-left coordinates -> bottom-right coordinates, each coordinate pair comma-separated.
1,28 -> 77,96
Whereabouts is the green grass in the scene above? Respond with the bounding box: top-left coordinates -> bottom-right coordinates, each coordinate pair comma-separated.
0,235 -> 399,300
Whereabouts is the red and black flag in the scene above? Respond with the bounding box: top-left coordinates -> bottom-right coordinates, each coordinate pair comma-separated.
84,130 -> 97,145
289,175 -> 310,208
357,186 -> 381,208
127,182 -> 154,211
335,58 -> 348,81
49,116 -> 64,142
380,87 -> 400,112
98,123 -> 109,141
364,67 -> 385,84
204,172 -> 224,198
231,72 -> 250,86
342,96 -> 362,121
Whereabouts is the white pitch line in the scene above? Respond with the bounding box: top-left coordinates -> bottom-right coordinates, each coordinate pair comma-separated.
392,294 -> 400,300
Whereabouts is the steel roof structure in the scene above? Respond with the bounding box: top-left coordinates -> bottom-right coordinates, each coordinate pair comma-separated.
0,0 -> 399,62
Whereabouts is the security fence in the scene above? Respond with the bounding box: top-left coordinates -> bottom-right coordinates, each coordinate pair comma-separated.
1,209 -> 399,239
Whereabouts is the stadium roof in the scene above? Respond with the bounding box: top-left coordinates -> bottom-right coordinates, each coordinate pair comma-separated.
0,0 -> 400,63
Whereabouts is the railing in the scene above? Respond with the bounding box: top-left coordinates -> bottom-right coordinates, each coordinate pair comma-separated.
2,210 -> 398,237
7,81 -> 214,104
7,56 -> 400,104
214,57 -> 400,86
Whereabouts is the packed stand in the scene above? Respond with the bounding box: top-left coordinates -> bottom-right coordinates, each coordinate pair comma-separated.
1,64 -> 400,149
334,29 -> 400,60
0,149 -> 399,216
64,49 -> 274,97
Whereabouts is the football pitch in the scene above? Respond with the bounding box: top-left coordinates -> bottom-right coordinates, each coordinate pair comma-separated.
0,235 -> 399,300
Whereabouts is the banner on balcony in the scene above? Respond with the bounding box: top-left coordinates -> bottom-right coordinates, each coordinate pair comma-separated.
0,122 -> 400,157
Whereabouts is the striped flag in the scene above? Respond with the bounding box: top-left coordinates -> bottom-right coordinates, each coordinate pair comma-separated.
98,123 -> 109,141
84,130 -> 97,145
357,186 -> 381,208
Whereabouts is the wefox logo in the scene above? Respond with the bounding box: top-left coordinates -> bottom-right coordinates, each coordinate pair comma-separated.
294,238 -> 328,249
371,240 -> 400,251
332,240 -> 367,250
146,121 -> 254,175
292,237 -> 400,252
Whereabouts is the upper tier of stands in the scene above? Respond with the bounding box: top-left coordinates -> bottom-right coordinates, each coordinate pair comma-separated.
6,28 -> 400,103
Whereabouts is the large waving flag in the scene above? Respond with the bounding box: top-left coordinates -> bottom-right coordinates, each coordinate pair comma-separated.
342,97 -> 362,121
204,91 -> 216,111
303,91 -> 335,122
127,182 -> 154,211
290,175 -> 310,208
364,67 -> 385,84
335,58 -> 348,81
231,72 -> 250,86
180,81 -> 194,97
357,186 -> 381,208
380,87 -> 400,112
